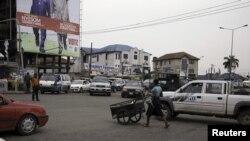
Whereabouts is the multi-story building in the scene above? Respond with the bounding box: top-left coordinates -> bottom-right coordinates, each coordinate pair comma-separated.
82,44 -> 151,76
153,52 -> 199,79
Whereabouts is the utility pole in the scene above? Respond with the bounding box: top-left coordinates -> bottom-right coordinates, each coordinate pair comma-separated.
210,64 -> 214,80
88,42 -> 93,78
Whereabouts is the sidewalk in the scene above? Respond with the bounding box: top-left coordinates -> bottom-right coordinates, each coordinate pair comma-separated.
0,91 -> 25,94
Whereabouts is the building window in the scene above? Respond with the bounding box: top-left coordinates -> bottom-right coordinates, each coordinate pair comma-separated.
189,69 -> 194,73
105,53 -> 108,60
115,54 -> 117,60
169,60 -> 171,64
144,56 -> 148,61
134,55 -> 137,60
134,51 -> 138,54
190,60 -> 195,64
160,61 -> 162,66
118,53 -> 121,60
123,54 -> 128,59
182,59 -> 188,71
164,61 -> 166,65
97,55 -> 99,62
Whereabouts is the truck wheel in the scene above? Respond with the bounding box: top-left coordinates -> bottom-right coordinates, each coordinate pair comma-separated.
237,110 -> 250,125
107,92 -> 111,96
161,103 -> 172,120
172,112 -> 179,118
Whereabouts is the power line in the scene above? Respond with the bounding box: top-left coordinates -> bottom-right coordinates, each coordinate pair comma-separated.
82,0 -> 250,34
82,0 -> 241,33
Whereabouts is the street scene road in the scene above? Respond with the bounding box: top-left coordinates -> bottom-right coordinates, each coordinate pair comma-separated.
0,92 -> 237,141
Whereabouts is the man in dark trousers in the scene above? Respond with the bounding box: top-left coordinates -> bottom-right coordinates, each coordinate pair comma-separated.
24,72 -> 31,93
31,73 -> 40,101
30,0 -> 50,53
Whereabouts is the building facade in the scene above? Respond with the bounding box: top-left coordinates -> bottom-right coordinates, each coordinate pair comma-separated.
153,52 -> 199,79
81,44 -> 151,76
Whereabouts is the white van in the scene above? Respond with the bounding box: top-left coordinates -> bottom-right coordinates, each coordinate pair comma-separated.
39,74 -> 71,94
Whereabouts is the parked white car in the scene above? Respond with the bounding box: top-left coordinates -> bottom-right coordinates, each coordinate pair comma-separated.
243,80 -> 250,88
70,80 -> 90,93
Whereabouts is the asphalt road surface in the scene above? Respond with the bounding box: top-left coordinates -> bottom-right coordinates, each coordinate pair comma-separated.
0,92 -> 238,141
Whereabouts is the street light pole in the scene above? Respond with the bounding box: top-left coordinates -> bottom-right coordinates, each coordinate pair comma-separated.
219,24 -> 248,80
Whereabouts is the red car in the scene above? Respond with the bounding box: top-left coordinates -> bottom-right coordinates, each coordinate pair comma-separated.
0,94 -> 48,135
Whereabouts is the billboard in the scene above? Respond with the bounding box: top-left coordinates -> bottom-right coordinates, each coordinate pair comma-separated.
16,0 -> 80,57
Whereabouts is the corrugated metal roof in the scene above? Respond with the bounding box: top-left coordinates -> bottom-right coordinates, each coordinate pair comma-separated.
82,44 -> 133,54
155,52 -> 199,61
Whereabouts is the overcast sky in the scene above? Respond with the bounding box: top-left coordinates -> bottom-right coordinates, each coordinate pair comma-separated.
81,0 -> 250,76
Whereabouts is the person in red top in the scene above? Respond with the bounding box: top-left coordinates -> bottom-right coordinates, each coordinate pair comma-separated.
31,73 -> 40,101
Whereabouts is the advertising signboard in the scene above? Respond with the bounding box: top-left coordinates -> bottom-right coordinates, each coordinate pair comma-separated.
16,0 -> 80,57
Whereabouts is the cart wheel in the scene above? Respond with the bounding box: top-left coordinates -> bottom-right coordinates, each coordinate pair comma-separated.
129,113 -> 142,123
117,109 -> 130,125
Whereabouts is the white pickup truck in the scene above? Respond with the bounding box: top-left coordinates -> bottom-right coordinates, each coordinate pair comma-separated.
160,80 -> 250,125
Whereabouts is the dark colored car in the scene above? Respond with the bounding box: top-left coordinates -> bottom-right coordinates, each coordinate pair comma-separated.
121,81 -> 145,98
0,94 -> 48,135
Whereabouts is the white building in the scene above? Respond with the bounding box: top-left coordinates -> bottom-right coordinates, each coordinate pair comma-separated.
82,44 -> 151,76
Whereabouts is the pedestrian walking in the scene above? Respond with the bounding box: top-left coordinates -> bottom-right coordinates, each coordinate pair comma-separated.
24,72 -> 31,93
143,79 -> 170,128
31,73 -> 40,101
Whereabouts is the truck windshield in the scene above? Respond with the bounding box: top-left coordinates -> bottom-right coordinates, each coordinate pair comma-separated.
40,75 -> 56,81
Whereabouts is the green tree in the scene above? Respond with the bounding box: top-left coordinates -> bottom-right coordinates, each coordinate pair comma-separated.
223,55 -> 239,72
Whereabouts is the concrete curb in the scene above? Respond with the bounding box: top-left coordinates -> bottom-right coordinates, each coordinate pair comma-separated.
1,91 -> 26,94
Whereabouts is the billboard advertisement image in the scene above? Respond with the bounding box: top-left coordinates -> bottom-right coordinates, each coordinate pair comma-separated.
16,0 -> 80,57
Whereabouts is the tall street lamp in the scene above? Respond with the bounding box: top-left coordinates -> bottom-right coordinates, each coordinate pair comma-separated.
219,24 -> 248,80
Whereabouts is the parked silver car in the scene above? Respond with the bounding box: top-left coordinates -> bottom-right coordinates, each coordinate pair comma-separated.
90,76 -> 111,96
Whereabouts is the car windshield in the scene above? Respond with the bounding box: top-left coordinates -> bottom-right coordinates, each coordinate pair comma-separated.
126,81 -> 141,87
72,80 -> 83,84
92,77 -> 109,83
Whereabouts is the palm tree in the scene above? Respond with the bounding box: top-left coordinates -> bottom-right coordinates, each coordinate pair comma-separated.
223,55 -> 239,72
